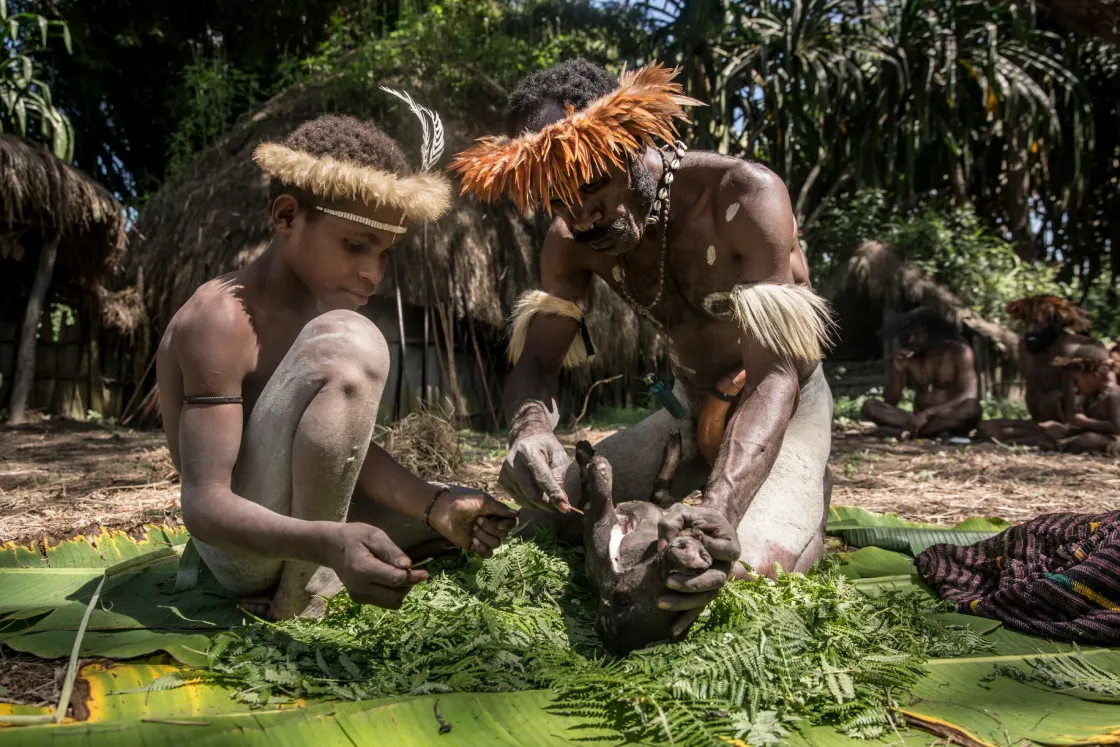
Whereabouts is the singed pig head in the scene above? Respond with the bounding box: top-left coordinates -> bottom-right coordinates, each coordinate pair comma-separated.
576,434 -> 712,656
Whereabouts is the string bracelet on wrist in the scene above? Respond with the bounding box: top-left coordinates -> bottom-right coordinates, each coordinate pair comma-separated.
424,486 -> 451,530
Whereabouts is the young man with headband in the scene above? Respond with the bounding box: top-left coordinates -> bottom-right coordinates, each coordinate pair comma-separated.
451,60 -> 836,642
157,104 -> 516,620
978,295 -> 1106,447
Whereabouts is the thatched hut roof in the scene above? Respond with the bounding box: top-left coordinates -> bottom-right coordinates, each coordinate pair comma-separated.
835,241 -> 1019,358
0,134 -> 128,285
130,80 -> 647,383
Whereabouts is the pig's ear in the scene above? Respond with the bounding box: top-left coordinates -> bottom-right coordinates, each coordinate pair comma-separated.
575,440 -> 595,470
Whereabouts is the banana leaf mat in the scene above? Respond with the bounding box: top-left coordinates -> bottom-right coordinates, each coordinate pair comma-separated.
0,512 -> 1117,746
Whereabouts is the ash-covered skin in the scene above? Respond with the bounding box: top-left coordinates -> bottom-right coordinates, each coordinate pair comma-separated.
576,435 -> 713,655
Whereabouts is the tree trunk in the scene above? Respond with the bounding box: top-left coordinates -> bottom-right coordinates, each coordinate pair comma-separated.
8,233 -> 60,424
950,159 -> 969,206
87,294 -> 104,418
1004,125 -> 1038,261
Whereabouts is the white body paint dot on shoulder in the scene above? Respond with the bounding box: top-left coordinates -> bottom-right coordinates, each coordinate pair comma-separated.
725,202 -> 740,222
612,265 -> 622,283
706,245 -> 716,265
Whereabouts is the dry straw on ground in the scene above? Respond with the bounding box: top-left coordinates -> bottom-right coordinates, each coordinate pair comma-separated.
377,409 -> 463,481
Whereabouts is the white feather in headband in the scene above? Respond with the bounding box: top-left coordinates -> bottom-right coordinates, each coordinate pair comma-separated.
252,94 -> 452,223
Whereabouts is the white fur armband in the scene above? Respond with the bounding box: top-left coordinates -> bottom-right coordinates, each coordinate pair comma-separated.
704,283 -> 836,362
507,290 -> 591,367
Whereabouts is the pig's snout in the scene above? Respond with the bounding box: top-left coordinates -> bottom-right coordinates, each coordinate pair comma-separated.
665,534 -> 711,572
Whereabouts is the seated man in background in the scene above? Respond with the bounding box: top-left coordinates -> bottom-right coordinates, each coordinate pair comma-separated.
861,308 -> 981,439
978,295 -> 1106,447
157,110 -> 516,621
1023,354 -> 1120,456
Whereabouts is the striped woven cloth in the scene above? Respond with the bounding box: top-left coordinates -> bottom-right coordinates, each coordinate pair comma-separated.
914,510 -> 1120,642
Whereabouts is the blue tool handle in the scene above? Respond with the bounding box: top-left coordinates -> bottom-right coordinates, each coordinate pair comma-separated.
643,374 -> 687,420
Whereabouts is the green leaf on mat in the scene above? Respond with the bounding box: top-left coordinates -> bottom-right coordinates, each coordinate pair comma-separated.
900,647 -> 1120,746
951,516 -> 1011,532
0,525 -> 189,570
0,682 -> 612,746
0,564 -> 242,636
827,506 -> 941,531
5,630 -> 212,667
836,546 -> 916,579
928,612 -> 1003,635
831,526 -> 999,555
173,539 -> 201,593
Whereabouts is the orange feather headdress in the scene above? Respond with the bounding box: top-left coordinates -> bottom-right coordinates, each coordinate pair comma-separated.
1005,295 -> 1091,332
448,63 -> 703,215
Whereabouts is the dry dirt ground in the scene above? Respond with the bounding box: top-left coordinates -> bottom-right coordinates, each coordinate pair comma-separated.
1,415 -> 1118,545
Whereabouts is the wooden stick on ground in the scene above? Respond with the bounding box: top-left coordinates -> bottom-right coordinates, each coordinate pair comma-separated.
571,374 -> 624,429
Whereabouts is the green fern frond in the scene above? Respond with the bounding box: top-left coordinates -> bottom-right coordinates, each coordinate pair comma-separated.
188,534 -> 989,743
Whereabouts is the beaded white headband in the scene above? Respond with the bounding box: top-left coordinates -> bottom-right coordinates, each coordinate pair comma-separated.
316,206 -> 407,234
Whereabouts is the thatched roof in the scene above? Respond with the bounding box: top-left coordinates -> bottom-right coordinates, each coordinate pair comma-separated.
130,80 -> 647,382
836,241 -> 1019,357
1036,0 -> 1120,45
0,134 -> 128,285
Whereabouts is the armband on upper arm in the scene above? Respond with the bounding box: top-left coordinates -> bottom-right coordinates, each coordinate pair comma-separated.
507,290 -> 595,367
703,282 -> 836,362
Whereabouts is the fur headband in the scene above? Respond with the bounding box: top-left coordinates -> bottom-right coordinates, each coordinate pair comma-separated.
253,143 -> 451,223
1005,295 -> 1091,333
255,91 -> 452,224
448,63 -> 703,215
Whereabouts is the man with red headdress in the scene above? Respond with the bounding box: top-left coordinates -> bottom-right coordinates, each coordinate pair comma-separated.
451,60 -> 836,644
978,295 -> 1107,448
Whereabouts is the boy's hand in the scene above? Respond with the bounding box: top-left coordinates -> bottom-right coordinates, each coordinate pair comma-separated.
427,488 -> 519,557
329,523 -> 427,609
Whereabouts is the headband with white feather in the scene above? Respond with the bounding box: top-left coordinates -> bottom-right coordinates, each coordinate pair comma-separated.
252,90 -> 452,232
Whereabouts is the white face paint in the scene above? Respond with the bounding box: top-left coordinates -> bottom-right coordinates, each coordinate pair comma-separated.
725,202 -> 740,222
706,245 -> 716,265
608,523 -> 625,574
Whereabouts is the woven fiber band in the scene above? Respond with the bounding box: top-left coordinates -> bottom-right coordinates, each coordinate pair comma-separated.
182,395 -> 244,406
316,206 -> 407,234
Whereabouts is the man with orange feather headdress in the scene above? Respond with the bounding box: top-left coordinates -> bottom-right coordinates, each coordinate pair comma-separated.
978,295 -> 1109,449
450,60 -> 836,650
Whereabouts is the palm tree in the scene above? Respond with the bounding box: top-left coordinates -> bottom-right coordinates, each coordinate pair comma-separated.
1,2 -> 73,159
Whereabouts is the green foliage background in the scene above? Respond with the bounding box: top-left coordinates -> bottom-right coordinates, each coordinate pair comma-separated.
809,189 -> 1066,326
